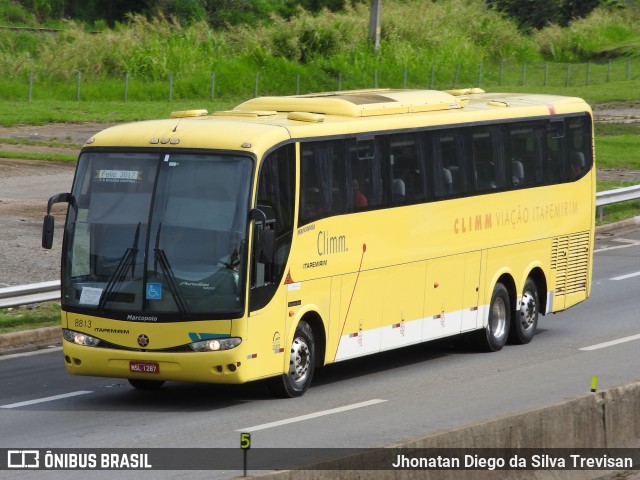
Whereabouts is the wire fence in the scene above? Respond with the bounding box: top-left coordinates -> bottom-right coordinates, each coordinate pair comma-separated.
2,58 -> 640,102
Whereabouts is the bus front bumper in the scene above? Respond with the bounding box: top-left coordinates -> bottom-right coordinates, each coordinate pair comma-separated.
62,340 -> 254,384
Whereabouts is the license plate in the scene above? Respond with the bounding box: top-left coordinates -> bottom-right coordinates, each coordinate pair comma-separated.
129,361 -> 159,374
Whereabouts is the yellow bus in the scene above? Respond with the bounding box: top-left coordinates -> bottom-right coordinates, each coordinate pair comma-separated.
43,88 -> 594,397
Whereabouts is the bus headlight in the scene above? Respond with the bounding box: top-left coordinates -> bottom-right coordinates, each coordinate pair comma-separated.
63,329 -> 101,347
190,337 -> 241,352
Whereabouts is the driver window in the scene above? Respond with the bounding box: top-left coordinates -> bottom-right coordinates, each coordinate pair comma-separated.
250,144 -> 295,311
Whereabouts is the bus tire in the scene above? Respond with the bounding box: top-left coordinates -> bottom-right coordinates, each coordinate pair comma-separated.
510,277 -> 538,344
476,282 -> 510,352
267,321 -> 315,398
128,379 -> 165,390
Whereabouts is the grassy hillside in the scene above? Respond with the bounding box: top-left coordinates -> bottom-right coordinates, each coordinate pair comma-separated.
1,0 -> 640,101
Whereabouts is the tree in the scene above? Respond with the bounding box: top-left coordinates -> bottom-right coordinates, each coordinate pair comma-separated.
561,0 -> 602,22
487,0 -> 606,30
11,0 -> 365,28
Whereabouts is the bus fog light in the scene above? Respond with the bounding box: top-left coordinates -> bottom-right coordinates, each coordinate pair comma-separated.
62,329 -> 101,347
190,337 -> 241,352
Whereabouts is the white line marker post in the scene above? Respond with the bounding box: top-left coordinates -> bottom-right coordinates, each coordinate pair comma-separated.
240,432 -> 251,477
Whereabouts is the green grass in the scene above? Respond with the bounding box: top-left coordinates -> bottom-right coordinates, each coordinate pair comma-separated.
2,1 -> 640,105
597,180 -> 640,192
594,124 -> 640,176
595,122 -> 640,135
596,135 -> 640,170
0,302 -> 61,334
0,151 -> 77,162
2,79 -> 640,126
0,99 -> 237,127
0,137 -> 82,148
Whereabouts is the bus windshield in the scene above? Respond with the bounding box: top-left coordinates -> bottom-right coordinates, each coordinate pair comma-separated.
62,151 -> 253,319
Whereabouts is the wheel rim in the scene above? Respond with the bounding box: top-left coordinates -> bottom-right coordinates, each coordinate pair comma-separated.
520,291 -> 537,330
491,297 -> 507,340
288,336 -> 311,386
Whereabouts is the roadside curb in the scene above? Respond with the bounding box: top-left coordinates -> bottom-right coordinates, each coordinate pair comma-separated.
0,325 -> 61,355
595,215 -> 640,235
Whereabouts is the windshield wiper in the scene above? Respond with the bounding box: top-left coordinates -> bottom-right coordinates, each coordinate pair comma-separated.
153,223 -> 189,315
98,222 -> 140,310
131,220 -> 141,277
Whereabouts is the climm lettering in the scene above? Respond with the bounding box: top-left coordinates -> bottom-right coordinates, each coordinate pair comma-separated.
454,214 -> 492,234
317,230 -> 347,256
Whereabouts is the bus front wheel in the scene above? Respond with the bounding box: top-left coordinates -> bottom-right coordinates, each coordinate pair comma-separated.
477,282 -> 510,352
267,321 -> 315,398
510,277 -> 539,344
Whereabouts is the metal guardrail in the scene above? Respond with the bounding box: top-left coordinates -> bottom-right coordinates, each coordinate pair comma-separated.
0,187 -> 638,309
595,184 -> 640,221
0,280 -> 60,309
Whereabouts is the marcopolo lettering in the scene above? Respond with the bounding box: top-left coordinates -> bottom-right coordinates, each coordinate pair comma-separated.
126,315 -> 158,322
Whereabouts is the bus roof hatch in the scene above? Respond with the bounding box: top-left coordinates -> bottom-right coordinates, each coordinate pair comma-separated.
233,89 -> 464,117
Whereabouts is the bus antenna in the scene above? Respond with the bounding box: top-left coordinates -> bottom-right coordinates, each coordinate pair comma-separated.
172,113 -> 185,132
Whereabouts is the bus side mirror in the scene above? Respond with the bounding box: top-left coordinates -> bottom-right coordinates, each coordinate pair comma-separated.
261,227 -> 275,265
249,208 -> 267,224
42,214 -> 55,249
42,192 -> 72,249
249,207 -> 275,265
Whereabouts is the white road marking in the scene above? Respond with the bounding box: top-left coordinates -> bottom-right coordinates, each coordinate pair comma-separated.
579,334 -> 640,351
237,399 -> 387,432
611,271 -> 640,281
594,238 -> 640,253
1,390 -> 93,409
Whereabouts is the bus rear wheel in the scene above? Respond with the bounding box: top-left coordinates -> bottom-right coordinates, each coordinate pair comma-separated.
510,277 -> 539,344
476,282 -> 510,352
267,321 -> 315,398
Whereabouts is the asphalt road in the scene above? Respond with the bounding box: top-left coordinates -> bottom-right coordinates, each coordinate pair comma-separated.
1,227 -> 639,479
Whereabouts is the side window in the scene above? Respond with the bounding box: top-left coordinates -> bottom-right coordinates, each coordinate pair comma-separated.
432,129 -> 469,198
472,127 -> 506,192
347,137 -> 388,211
508,122 -> 545,187
389,133 -> 426,204
257,145 -> 295,240
566,115 -> 593,181
544,120 -> 565,184
300,134 -> 402,221
251,144 -> 295,311
299,140 -> 346,225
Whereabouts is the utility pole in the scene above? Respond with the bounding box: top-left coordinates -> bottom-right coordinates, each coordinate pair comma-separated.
368,0 -> 381,51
